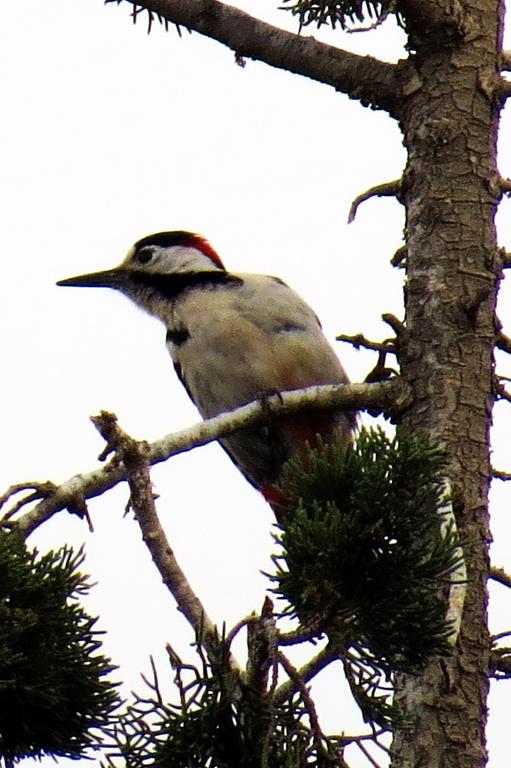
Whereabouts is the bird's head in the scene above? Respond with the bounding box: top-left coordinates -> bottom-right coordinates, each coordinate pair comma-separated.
58,231 -> 225,287
57,231 -> 228,316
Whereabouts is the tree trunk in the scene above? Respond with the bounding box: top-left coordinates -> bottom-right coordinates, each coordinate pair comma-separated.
392,1 -> 505,765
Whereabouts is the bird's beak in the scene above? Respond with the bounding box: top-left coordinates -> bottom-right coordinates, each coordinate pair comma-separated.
57,268 -> 127,289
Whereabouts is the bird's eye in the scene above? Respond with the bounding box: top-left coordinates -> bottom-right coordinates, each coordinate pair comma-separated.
136,247 -> 154,265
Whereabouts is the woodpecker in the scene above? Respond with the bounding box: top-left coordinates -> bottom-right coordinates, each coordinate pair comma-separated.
58,231 -> 354,519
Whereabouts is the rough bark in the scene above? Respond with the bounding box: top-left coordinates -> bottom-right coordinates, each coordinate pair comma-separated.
391,1 -> 505,765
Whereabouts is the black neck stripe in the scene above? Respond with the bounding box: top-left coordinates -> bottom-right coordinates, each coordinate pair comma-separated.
128,270 -> 243,300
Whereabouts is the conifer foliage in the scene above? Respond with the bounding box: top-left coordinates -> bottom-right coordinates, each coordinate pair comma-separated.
273,429 -> 463,671
281,0 -> 398,30
0,532 -> 118,762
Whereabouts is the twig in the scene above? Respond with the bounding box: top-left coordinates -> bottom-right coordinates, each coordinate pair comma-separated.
336,333 -> 396,354
499,251 -> 511,269
346,0 -> 396,33
496,80 -> 511,99
278,626 -> 323,645
490,648 -> 511,679
494,379 -> 511,403
496,332 -> 511,354
274,643 -> 339,705
490,566 -> 511,589
225,614 -> 259,648
91,411 -> 226,666
391,245 -> 407,268
501,51 -> 511,71
247,596 -> 278,695
381,313 -> 406,337
0,482 -> 57,519
277,652 -> 346,767
354,738 -> 384,768
492,468 -> 511,481
4,379 -> 409,538
500,176 -> 511,194
347,179 -> 401,224
339,728 -> 388,748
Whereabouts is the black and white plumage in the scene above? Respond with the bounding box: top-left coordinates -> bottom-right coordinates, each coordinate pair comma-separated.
58,231 -> 354,517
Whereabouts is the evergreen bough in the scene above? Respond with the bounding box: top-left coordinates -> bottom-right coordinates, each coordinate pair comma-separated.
272,428 -> 463,673
280,0 -> 398,30
102,643 -> 341,768
0,532 -> 118,762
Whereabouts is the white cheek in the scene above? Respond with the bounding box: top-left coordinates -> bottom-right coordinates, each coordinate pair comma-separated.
156,246 -> 216,274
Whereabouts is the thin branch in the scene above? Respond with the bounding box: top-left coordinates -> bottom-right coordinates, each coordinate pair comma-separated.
354,738 -> 384,768
277,652 -> 346,767
381,313 -> 406,337
247,596 -> 278,695
5,378 -> 409,538
110,0 -> 405,112
499,176 -> 511,195
274,643 -> 339,705
225,614 -> 258,648
501,51 -> 511,71
491,468 -> 511,481
501,252 -> 511,268
339,728 -> 388,748
336,333 -> 396,354
278,626 -> 323,645
490,648 -> 511,679
346,0 -> 396,33
391,245 -> 407,268
494,379 -> 511,403
490,566 -> 511,590
0,482 -> 57,519
495,79 -> 511,99
496,332 -> 511,354
347,179 -> 401,224
90,411 -> 230,667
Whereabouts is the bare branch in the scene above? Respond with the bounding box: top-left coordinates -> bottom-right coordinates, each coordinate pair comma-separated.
340,728 -> 390,752
490,566 -> 511,589
274,643 -> 339,704
277,652 -> 346,766
347,179 -> 401,224
353,738 -> 384,768
495,78 -> 511,99
499,251 -> 511,269
391,245 -> 407,268
0,482 -> 57,519
494,379 -> 511,403
111,0 -> 406,112
336,333 -> 396,354
91,411 -> 227,665
490,647 -> 511,679
247,597 -> 278,696
5,379 -> 409,538
501,51 -> 511,71
492,468 -> 511,481
381,313 -> 406,337
499,176 -> 511,195
496,332 -> 511,354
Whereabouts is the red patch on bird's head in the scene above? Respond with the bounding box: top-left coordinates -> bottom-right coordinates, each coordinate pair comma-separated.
186,233 -> 226,269
133,230 -> 226,270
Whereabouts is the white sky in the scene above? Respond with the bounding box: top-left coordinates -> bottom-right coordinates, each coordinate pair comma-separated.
1,1 -> 511,766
